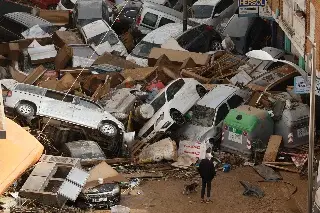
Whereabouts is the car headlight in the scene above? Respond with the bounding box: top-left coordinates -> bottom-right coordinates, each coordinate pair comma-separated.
155,113 -> 164,126
112,185 -> 120,195
112,112 -> 128,120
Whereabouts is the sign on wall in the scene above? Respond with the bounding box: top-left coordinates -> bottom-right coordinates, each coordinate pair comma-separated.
238,0 -> 266,6
238,0 -> 272,18
294,76 -> 320,96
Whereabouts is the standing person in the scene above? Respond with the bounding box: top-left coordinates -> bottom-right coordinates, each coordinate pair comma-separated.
198,153 -> 216,203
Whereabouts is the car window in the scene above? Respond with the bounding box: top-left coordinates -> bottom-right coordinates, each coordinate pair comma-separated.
142,12 -> 158,27
177,26 -> 201,47
15,84 -> 46,95
0,17 -> 28,35
45,90 -> 74,102
191,5 -> 214,19
158,17 -> 175,27
88,30 -> 119,46
185,33 -> 208,53
166,79 -> 185,101
151,92 -> 166,113
79,99 -> 101,110
227,95 -> 244,109
131,40 -> 161,58
214,103 -> 229,125
213,0 -> 233,15
61,0 -> 75,9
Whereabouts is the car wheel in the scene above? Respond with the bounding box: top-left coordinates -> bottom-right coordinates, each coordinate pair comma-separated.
16,103 -> 35,117
211,40 -> 222,51
99,122 -> 118,137
170,109 -> 185,125
196,85 -> 207,97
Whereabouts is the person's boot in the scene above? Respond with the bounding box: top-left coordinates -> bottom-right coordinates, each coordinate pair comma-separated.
206,198 -> 213,203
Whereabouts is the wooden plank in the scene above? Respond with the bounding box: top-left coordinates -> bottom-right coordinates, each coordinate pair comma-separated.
122,172 -> 164,179
23,65 -> 46,85
263,163 -> 299,173
180,69 -> 210,83
263,135 -> 282,162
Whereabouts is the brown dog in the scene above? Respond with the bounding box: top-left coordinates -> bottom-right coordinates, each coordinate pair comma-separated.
182,182 -> 199,195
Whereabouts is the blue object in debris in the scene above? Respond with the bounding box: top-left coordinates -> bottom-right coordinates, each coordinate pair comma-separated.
223,164 -> 231,172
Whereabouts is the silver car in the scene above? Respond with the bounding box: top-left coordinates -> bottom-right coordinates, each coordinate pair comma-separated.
4,83 -> 125,138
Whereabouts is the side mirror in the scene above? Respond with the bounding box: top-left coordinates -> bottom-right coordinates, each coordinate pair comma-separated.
214,13 -> 220,17
72,97 -> 80,105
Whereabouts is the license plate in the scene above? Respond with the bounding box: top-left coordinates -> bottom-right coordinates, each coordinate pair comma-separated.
91,197 -> 108,202
297,127 -> 308,137
228,132 -> 242,144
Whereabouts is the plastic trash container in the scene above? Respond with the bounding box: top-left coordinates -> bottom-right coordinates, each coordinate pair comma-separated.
111,205 -> 130,213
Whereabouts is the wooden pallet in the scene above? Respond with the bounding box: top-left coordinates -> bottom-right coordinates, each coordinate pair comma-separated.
130,140 -> 148,157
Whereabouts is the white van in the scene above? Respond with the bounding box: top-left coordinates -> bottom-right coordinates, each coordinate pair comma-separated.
189,0 -> 237,28
127,23 -> 192,66
135,2 -> 184,35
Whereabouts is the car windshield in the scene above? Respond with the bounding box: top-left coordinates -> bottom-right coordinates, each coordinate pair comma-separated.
191,5 -> 214,19
190,104 -> 215,127
87,30 -> 119,46
79,99 -> 102,110
131,41 -> 161,59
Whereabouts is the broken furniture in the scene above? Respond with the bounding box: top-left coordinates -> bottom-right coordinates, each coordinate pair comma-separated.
239,181 -> 265,198
19,155 -> 89,207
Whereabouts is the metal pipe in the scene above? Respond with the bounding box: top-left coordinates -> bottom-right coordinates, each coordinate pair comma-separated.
182,0 -> 187,32
308,43 -> 316,213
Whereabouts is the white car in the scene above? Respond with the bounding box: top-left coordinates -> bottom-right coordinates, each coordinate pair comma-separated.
4,83 -> 126,139
56,0 -> 77,10
79,20 -> 128,56
189,0 -> 237,28
138,78 -> 207,143
177,84 -> 251,146
126,23 -> 192,67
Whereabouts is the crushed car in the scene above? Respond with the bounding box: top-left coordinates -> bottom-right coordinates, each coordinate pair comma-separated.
4,83 -> 128,139
79,19 -> 128,56
177,84 -> 251,148
138,78 -> 207,143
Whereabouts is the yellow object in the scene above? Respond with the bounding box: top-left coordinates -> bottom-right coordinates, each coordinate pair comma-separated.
0,117 -> 44,194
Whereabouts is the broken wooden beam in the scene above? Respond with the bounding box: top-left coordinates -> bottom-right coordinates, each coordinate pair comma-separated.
180,69 -> 210,84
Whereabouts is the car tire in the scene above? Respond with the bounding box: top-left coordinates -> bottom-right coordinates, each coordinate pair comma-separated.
170,109 -> 185,125
211,40 -> 222,51
16,102 -> 35,117
99,122 -> 118,137
196,85 -> 207,97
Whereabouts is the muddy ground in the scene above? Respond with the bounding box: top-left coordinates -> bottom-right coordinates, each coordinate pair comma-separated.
120,167 -> 307,213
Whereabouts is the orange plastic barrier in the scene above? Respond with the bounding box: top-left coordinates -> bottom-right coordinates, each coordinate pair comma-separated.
0,117 -> 44,194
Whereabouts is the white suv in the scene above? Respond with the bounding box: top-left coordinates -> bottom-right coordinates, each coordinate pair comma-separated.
138,78 -> 207,143
4,83 -> 125,138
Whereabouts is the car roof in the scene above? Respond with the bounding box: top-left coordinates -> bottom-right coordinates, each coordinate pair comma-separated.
197,84 -> 239,109
193,0 -> 220,6
260,47 -> 285,58
142,23 -> 189,44
3,12 -> 52,28
143,2 -> 183,19
81,20 -> 111,39
76,0 -> 104,19
222,14 -> 255,37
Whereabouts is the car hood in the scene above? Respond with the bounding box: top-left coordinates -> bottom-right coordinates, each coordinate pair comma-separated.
94,42 -> 128,57
189,18 -> 211,25
178,124 -> 213,141
126,55 -> 148,67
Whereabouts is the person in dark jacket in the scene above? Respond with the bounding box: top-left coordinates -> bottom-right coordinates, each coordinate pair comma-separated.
198,152 -> 216,203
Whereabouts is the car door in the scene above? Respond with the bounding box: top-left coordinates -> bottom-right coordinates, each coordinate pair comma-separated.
165,79 -> 195,113
39,90 -> 75,121
71,97 -> 104,128
213,103 -> 229,136
211,0 -> 235,26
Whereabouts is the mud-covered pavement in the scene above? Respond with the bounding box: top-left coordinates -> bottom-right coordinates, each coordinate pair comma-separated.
120,167 -> 307,213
